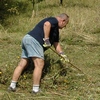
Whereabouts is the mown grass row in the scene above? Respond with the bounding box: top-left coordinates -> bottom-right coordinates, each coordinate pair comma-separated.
0,0 -> 100,99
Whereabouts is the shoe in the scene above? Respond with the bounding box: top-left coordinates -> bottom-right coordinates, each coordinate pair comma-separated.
31,90 -> 40,94
8,86 -> 16,92
31,90 -> 45,96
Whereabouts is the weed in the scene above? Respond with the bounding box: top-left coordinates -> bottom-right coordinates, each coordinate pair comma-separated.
0,0 -> 100,99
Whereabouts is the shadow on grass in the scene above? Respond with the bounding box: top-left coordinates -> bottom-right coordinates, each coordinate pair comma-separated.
21,55 -> 68,80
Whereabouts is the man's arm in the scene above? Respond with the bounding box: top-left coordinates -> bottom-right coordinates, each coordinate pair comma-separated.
53,42 -> 63,54
43,21 -> 51,39
43,21 -> 51,47
53,42 -> 69,62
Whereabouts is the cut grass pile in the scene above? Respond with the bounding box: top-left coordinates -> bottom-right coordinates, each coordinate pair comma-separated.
0,0 -> 100,99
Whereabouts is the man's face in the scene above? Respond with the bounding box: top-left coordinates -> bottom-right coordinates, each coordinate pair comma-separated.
58,19 -> 69,29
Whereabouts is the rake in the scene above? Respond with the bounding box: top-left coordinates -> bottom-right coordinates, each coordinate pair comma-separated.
49,47 -> 90,80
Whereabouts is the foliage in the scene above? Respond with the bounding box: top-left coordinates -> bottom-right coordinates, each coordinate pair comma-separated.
0,0 -> 100,99
0,0 -> 32,24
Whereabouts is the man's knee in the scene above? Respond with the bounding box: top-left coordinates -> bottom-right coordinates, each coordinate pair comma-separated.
18,58 -> 28,68
32,57 -> 44,68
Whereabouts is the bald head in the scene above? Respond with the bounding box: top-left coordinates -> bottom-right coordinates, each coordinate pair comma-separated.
56,13 -> 69,29
57,13 -> 69,21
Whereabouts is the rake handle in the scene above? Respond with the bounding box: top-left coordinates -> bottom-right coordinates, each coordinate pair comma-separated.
49,47 -> 84,74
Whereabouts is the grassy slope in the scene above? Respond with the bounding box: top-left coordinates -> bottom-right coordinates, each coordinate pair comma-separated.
0,0 -> 100,99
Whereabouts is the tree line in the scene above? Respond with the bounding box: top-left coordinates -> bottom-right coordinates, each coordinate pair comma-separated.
0,0 -> 63,24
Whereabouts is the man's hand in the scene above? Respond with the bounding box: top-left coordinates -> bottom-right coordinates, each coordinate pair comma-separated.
43,38 -> 51,48
60,52 -> 69,62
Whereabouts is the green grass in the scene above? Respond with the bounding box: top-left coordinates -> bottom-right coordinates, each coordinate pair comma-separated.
0,0 -> 100,99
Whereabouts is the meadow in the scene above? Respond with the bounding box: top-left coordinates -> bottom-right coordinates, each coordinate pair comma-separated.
0,0 -> 100,99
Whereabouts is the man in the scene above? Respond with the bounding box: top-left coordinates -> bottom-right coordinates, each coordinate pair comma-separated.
8,13 -> 69,93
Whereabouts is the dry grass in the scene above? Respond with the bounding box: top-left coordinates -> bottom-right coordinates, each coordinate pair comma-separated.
0,0 -> 100,100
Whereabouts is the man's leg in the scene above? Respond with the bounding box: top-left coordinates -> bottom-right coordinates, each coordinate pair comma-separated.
8,58 -> 28,91
32,57 -> 44,93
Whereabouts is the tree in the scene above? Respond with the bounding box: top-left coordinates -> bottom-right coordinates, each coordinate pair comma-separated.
60,0 -> 63,5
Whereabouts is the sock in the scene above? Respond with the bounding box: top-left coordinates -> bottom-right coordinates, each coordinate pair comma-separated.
10,80 -> 17,89
32,85 -> 39,93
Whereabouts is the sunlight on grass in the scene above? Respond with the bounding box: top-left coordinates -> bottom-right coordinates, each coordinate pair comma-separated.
0,0 -> 100,99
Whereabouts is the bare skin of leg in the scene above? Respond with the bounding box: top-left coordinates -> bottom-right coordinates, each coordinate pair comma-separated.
12,58 -> 28,81
32,57 -> 44,85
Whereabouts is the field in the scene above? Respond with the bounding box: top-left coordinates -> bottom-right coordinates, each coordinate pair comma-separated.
0,0 -> 100,100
